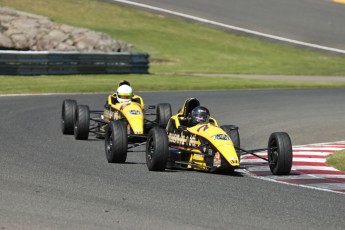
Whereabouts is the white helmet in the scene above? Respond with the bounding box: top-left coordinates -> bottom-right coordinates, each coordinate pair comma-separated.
117,84 -> 133,103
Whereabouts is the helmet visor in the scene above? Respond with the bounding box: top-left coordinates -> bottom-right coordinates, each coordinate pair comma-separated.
118,93 -> 132,100
193,112 -> 209,123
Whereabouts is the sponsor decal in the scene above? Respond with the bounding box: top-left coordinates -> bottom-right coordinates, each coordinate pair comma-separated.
127,110 -> 141,115
103,110 -> 121,120
229,157 -> 238,165
211,134 -> 230,141
113,111 -> 121,120
213,152 -> 221,167
168,133 -> 199,147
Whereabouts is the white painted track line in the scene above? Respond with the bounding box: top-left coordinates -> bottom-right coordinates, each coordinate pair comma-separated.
110,0 -> 345,55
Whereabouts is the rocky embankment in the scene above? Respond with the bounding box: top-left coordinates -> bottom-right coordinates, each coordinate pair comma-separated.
0,7 -> 129,52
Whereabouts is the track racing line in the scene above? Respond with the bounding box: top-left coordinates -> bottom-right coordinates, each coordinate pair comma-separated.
241,141 -> 345,194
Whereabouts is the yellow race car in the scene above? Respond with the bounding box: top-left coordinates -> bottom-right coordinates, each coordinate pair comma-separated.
145,98 -> 293,175
61,95 -> 172,163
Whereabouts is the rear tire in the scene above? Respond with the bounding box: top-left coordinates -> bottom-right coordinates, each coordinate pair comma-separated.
74,105 -> 90,140
157,103 -> 172,128
268,132 -> 293,175
105,120 -> 128,163
61,99 -> 77,135
146,127 -> 169,171
220,125 -> 240,148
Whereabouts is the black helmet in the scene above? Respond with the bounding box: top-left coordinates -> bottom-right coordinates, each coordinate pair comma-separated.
118,80 -> 131,87
191,106 -> 210,125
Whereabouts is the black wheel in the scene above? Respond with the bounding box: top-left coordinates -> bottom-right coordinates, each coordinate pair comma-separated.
157,103 -> 172,128
74,105 -> 90,140
220,125 -> 240,148
61,99 -> 77,135
105,120 -> 128,163
268,132 -> 293,175
146,127 -> 169,171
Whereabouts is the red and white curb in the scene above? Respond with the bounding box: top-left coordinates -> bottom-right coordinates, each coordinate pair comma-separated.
240,141 -> 345,194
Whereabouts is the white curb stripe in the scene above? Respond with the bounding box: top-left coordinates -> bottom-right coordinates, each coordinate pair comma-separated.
292,166 -> 337,171
242,140 -> 345,194
242,158 -> 326,163
293,147 -> 345,151
246,165 -> 338,172
291,152 -> 330,156
308,174 -> 345,179
292,158 -> 326,163
241,159 -> 267,163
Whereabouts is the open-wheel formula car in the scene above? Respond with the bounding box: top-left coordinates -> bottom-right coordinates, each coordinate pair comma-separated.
145,98 -> 293,175
61,95 -> 172,163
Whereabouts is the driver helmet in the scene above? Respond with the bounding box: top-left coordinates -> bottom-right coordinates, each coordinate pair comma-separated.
191,106 -> 210,125
117,84 -> 133,103
118,80 -> 131,87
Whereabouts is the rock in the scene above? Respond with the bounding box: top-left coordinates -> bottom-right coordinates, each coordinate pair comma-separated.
11,33 -> 29,50
0,7 -> 130,52
0,33 -> 13,48
48,30 -> 69,48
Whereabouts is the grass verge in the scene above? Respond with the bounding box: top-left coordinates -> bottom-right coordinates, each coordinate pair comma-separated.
0,0 -> 345,94
1,74 -> 345,94
326,150 -> 345,173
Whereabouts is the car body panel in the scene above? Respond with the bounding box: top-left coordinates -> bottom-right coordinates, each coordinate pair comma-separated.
167,113 -> 240,172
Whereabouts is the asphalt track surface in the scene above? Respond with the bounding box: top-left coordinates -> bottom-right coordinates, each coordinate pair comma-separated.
1,89 -> 345,229
113,0 -> 345,52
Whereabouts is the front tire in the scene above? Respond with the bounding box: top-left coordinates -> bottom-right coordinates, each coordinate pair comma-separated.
61,99 -> 77,135
74,105 -> 90,140
157,103 -> 172,128
146,127 -> 169,171
268,132 -> 293,175
105,120 -> 128,163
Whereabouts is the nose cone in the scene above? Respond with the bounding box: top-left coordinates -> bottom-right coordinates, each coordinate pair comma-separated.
128,117 -> 144,134
217,144 -> 240,166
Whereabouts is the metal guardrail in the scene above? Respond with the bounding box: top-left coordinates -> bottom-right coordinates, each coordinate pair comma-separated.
0,51 -> 149,75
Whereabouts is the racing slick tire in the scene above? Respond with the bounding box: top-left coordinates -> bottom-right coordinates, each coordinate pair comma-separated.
157,103 -> 172,128
268,132 -> 293,175
61,99 -> 77,135
105,120 -> 128,163
74,105 -> 90,140
146,127 -> 169,171
220,125 -> 240,148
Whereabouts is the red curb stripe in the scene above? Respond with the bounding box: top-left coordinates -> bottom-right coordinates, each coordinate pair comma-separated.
292,155 -> 326,159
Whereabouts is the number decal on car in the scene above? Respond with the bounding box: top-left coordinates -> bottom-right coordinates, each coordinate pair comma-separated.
197,124 -> 209,132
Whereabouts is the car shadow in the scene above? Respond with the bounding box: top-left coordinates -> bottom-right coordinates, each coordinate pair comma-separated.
122,162 -> 146,165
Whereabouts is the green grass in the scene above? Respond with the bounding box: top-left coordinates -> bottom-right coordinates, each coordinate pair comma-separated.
1,74 -> 345,94
0,74 -> 345,94
326,150 -> 345,172
1,0 -> 345,94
